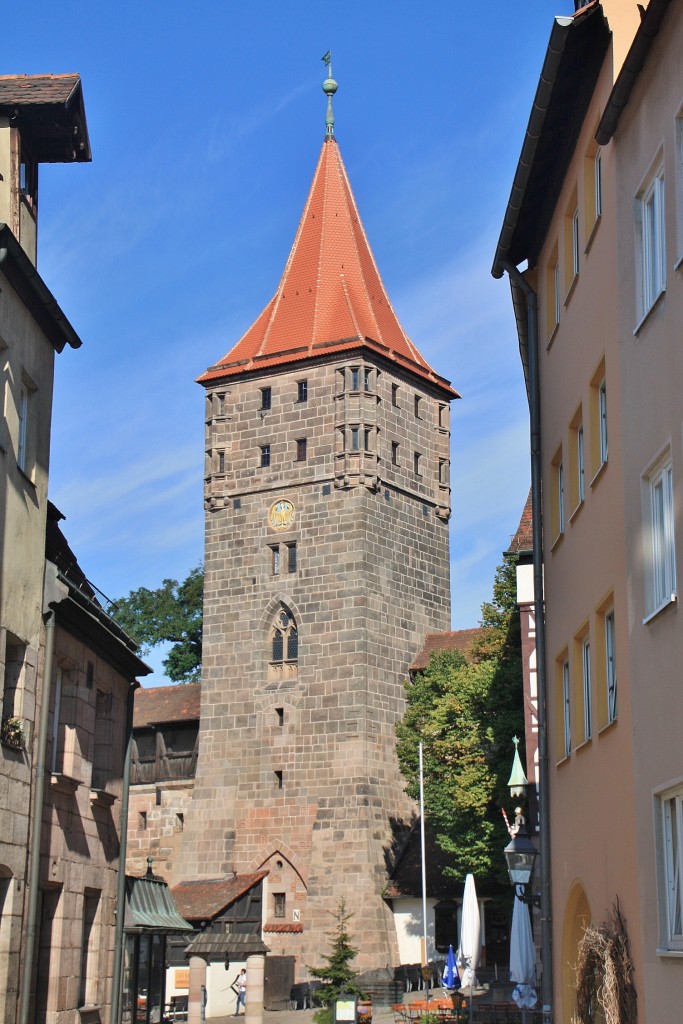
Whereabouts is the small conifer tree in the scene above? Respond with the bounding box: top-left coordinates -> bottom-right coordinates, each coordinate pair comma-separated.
308,899 -> 363,1024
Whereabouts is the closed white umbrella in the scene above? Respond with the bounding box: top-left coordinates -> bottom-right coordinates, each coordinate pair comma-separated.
509,895 -> 537,1010
457,873 -> 481,993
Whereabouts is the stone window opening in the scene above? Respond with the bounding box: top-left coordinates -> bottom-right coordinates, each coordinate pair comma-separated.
269,605 -> 299,681
274,893 -> 286,918
260,387 -> 272,411
2,633 -> 26,724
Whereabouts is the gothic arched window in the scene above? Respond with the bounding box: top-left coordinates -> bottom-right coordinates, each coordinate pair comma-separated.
270,607 -> 298,673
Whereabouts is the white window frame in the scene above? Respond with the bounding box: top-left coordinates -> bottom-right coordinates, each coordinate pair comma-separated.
675,109 -> 683,265
595,150 -> 602,219
656,783 -> 683,951
558,461 -> 565,534
572,208 -> 580,278
605,610 -> 617,724
562,660 -> 571,758
636,163 -> 666,323
645,455 -> 676,618
17,383 -> 28,471
599,381 -> 608,465
582,637 -> 592,742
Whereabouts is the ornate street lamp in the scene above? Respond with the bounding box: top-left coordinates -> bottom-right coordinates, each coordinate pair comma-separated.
504,827 -> 540,906
503,738 -> 540,907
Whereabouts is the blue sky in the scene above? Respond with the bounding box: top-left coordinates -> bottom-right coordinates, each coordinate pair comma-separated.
6,2 -> 564,682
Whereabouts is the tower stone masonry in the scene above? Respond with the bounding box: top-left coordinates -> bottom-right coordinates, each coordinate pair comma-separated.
177,85 -> 459,972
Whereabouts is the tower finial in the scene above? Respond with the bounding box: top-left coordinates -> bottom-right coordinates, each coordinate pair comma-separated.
321,50 -> 338,137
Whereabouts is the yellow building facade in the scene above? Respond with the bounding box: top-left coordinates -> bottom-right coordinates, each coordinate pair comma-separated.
494,2 -> 682,1021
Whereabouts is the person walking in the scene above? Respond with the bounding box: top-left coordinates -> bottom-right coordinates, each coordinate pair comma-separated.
232,968 -> 247,1016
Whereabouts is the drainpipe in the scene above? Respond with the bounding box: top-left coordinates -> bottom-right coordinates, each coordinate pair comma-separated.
502,262 -> 553,1024
18,563 -> 68,1024
110,679 -> 138,1024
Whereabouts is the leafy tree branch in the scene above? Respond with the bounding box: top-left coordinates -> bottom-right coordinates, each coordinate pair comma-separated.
111,565 -> 203,683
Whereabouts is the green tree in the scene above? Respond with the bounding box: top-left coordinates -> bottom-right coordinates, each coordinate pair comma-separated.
395,553 -> 523,883
308,899 -> 363,1024
111,565 -> 203,683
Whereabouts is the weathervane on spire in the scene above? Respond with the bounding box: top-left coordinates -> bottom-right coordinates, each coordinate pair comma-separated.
321,50 -> 338,137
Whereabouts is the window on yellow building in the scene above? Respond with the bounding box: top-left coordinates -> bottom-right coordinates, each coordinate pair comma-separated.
568,406 -> 584,515
588,357 -> 608,481
635,156 -> 665,325
550,446 -> 564,542
654,782 -> 683,951
556,654 -> 571,760
563,187 -> 579,298
583,135 -> 602,247
581,635 -> 592,742
594,594 -> 617,730
643,451 -> 676,619
545,243 -> 560,342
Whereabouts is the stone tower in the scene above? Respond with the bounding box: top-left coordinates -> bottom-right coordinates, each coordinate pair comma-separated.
179,69 -> 458,972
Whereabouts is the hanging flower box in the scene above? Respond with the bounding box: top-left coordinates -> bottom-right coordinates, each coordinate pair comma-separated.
1,716 -> 25,749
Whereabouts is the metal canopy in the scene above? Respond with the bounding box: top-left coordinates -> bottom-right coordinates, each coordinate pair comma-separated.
124,875 -> 192,934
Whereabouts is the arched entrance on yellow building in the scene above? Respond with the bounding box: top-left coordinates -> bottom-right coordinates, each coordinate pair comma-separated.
560,882 -> 601,1024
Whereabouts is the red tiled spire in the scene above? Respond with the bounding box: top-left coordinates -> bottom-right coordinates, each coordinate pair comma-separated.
198,137 -> 457,397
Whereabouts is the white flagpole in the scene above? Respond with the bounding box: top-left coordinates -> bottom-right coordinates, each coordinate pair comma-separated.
419,742 -> 428,968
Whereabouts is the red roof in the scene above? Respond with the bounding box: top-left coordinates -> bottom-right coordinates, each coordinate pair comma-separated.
409,628 -> 488,674
133,683 -> 201,728
263,921 -> 304,934
198,137 -> 457,398
507,489 -> 533,554
171,873 -> 267,922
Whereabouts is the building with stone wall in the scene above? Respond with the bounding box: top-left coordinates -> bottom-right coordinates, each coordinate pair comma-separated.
127,684 -> 200,886
0,74 -> 150,1024
173,75 -> 459,977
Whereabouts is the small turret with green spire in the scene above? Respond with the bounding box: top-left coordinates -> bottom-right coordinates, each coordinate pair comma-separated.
321,50 -> 338,136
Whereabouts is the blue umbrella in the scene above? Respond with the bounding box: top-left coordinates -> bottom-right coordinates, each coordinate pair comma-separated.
442,944 -> 460,990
